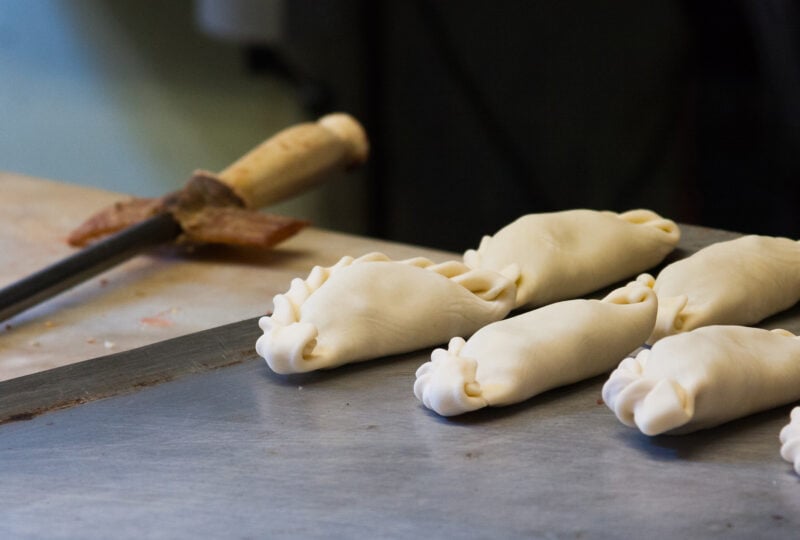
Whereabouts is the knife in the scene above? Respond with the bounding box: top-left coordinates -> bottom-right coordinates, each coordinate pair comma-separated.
0,113 -> 368,322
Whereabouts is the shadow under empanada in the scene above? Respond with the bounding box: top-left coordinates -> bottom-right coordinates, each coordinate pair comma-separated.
759,302 -> 800,335
258,347 -> 430,388
615,402 -> 797,463
422,374 -> 609,426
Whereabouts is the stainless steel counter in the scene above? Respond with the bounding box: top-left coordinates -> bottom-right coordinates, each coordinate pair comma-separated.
1,224 -> 799,538
0,341 -> 798,538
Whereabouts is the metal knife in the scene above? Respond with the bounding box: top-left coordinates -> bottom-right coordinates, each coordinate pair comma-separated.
0,113 -> 368,322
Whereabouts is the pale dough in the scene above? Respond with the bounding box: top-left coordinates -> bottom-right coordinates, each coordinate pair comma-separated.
780,407 -> 800,476
640,235 -> 800,344
414,279 -> 657,416
463,209 -> 680,309
256,252 -> 517,374
603,326 -> 800,436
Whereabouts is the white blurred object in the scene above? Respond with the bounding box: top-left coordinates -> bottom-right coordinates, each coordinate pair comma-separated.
779,407 -> 800,476
195,0 -> 284,44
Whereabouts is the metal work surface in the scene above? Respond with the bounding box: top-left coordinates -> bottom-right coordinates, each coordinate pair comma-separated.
1,224 -> 799,538
1,348 -> 799,539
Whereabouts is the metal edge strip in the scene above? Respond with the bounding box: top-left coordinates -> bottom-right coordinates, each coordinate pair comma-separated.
0,316 -> 262,425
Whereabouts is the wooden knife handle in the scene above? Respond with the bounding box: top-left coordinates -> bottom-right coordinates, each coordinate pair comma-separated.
217,113 -> 369,209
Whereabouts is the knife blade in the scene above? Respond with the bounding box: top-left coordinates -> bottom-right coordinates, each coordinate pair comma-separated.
0,113 -> 368,323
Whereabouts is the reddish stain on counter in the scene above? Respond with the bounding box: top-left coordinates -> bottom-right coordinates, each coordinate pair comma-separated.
140,308 -> 179,328
140,316 -> 174,328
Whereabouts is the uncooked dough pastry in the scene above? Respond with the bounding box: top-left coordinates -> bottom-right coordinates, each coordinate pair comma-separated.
640,235 -> 800,344
780,407 -> 800,476
463,209 -> 679,309
603,326 -> 800,436
414,279 -> 657,416
256,252 -> 517,374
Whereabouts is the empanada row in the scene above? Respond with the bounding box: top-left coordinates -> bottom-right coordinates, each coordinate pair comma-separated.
257,208 -> 680,374
253,208 -> 800,475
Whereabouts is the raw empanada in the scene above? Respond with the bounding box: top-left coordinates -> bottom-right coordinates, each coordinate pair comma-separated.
256,252 -> 517,374
463,209 -> 679,309
414,279 -> 657,416
603,326 -> 800,436
780,407 -> 800,476
641,235 -> 800,344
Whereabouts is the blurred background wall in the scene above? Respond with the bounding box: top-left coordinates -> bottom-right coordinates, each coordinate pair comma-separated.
2,0 -> 799,251
0,0 -> 367,234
